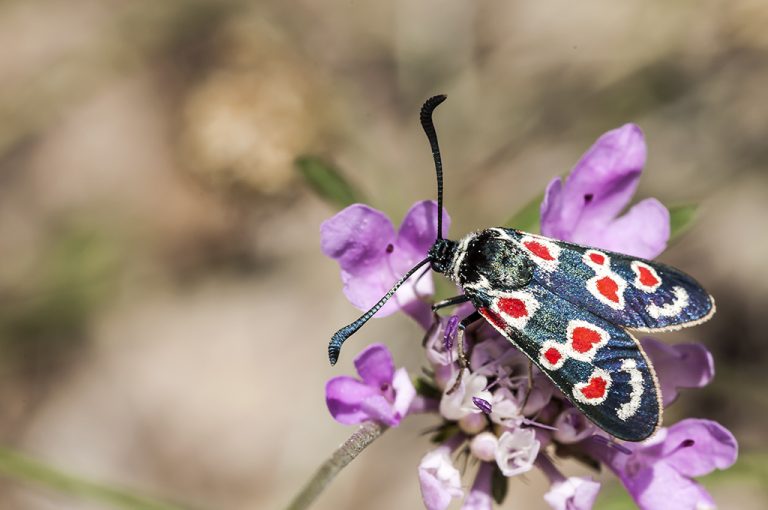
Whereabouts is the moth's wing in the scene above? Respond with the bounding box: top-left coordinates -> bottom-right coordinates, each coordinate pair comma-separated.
463,283 -> 661,441
492,228 -> 715,332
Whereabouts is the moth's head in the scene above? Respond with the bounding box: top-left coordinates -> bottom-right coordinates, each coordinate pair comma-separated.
428,238 -> 458,274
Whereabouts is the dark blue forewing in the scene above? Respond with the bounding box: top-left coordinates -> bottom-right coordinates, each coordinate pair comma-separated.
463,282 -> 661,441
490,229 -> 715,332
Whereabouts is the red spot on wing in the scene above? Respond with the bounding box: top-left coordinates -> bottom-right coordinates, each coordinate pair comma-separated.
589,253 -> 605,265
479,308 -> 507,331
544,347 -> 562,365
596,276 -> 620,303
524,240 -> 554,261
638,266 -> 660,288
498,297 -> 528,318
580,376 -> 608,400
571,327 -> 602,354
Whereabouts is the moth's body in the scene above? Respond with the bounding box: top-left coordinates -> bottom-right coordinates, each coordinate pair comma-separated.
329,95 -> 716,442
427,227 -> 714,440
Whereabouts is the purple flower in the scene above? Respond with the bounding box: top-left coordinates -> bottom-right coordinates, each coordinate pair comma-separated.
461,462 -> 494,510
325,343 -> 416,426
592,419 -> 738,510
495,428 -> 540,476
321,200 -> 450,326
418,440 -> 464,510
440,369 -> 492,421
553,407 -> 595,444
543,477 -> 601,510
540,124 -> 669,258
641,337 -> 715,406
537,454 -> 601,510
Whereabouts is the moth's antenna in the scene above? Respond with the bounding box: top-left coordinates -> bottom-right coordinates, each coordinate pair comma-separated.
420,94 -> 447,240
328,257 -> 431,365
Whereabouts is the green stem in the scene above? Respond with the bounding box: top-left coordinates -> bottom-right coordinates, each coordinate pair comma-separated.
0,446 -> 187,510
285,422 -> 387,510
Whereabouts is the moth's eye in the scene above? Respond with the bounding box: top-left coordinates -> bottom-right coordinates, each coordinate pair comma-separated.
385,243 -> 394,253
584,193 -> 594,204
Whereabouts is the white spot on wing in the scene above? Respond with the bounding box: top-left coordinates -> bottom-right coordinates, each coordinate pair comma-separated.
617,359 -> 644,421
647,286 -> 689,319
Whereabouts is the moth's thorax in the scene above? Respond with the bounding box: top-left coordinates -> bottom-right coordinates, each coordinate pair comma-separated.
448,229 -> 534,292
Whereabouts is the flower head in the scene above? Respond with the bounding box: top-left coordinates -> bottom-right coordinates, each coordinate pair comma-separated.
540,124 -> 669,258
325,343 -> 415,426
322,121 -> 735,510
321,200 -> 450,326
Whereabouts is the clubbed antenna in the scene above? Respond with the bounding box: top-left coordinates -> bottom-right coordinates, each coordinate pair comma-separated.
420,94 -> 447,240
328,257 -> 431,365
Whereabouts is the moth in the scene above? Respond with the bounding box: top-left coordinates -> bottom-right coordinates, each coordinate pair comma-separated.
328,95 -> 715,441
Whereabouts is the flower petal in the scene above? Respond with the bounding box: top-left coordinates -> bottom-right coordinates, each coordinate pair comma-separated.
659,419 -> 738,478
625,461 -> 716,510
577,198 -> 669,258
440,370 -> 491,421
354,343 -> 395,388
470,432 -> 499,462
553,407 -> 595,444
540,177 -> 566,238
320,204 -> 395,275
496,428 -> 540,477
641,338 -> 714,406
338,267 -> 408,317
394,200 -> 451,269
391,367 -> 417,421
543,124 -> 646,241
358,394 -> 399,426
419,445 -> 464,510
325,376 -> 380,425
461,462 -> 494,510
543,476 -> 601,510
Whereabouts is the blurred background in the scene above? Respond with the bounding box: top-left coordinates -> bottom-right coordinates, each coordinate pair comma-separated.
0,0 -> 767,508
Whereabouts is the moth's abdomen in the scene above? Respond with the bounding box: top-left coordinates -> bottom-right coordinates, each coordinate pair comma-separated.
456,229 -> 534,292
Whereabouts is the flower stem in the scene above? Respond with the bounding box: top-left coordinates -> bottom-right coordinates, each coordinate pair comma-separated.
285,422 -> 387,510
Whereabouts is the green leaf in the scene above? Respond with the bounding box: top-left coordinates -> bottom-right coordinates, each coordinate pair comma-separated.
490,464 -> 509,505
414,377 -> 441,400
295,156 -> 362,209
429,424 -> 460,444
0,447 -> 187,510
668,203 -> 698,240
502,192 -> 544,232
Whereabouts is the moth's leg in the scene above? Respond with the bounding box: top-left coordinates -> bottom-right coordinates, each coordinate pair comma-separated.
521,359 -> 534,410
423,295 -> 470,347
431,294 -> 470,312
447,311 -> 483,395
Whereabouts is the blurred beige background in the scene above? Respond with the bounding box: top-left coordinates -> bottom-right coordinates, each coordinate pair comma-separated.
0,0 -> 767,508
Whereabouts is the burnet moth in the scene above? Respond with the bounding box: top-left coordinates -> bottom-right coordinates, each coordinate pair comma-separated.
328,95 -> 715,441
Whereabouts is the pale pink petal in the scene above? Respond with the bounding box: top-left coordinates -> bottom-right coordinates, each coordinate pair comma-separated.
391,367 -> 417,421
543,476 -> 601,510
418,446 -> 464,510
